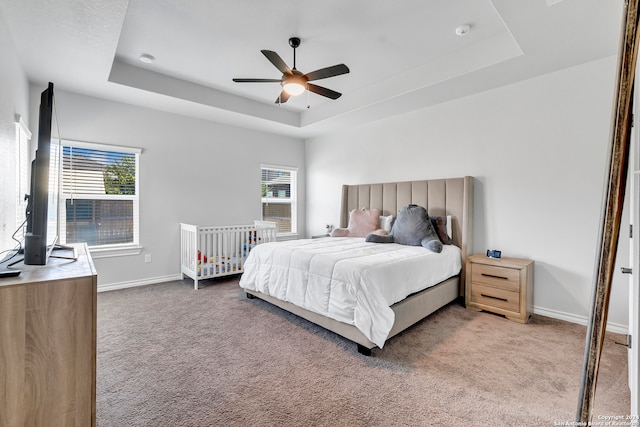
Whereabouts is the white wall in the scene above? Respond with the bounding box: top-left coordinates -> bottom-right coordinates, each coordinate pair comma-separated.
305,56 -> 629,330
28,88 -> 305,289
0,6 -> 29,251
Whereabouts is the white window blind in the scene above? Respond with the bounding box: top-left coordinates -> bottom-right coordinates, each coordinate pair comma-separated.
60,140 -> 140,248
261,166 -> 297,234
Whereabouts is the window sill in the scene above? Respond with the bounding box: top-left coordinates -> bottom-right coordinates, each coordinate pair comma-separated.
88,245 -> 143,259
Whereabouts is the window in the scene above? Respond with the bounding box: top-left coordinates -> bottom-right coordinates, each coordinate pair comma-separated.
261,165 -> 297,235
15,114 -> 31,228
59,140 -> 140,250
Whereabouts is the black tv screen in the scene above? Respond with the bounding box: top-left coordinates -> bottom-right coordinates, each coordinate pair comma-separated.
24,82 -> 56,265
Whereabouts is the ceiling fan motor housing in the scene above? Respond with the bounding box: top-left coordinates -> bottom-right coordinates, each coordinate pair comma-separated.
289,37 -> 301,48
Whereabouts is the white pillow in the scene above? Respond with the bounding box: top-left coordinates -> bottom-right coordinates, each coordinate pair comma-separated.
379,215 -> 393,232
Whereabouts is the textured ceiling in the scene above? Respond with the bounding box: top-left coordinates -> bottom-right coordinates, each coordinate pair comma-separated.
0,0 -> 625,138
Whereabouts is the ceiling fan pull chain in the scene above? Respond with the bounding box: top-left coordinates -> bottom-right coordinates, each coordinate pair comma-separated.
307,85 -> 310,109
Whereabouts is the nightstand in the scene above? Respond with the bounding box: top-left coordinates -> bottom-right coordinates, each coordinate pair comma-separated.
465,254 -> 534,323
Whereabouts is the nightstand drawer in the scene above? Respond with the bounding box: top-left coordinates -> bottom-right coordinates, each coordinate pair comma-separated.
471,263 -> 520,292
470,284 -> 520,313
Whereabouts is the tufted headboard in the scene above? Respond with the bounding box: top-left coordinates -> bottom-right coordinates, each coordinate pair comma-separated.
338,176 -> 474,292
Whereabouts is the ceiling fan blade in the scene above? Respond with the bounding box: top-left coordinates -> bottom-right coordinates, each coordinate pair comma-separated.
304,64 -> 350,82
261,50 -> 293,75
307,83 -> 342,100
233,78 -> 283,83
274,90 -> 291,104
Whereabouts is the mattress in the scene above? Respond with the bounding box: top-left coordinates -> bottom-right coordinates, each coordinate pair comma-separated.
239,237 -> 462,347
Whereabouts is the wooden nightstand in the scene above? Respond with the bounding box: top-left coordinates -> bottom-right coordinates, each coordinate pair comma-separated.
465,254 -> 534,323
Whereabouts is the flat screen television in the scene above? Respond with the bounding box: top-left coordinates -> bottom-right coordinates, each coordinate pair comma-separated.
23,82 -> 58,265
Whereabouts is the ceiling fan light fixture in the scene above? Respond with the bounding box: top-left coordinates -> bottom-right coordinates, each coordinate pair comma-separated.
283,74 -> 307,96
283,81 -> 306,96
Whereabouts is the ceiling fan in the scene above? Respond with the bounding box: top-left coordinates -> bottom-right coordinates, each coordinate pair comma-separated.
233,37 -> 350,104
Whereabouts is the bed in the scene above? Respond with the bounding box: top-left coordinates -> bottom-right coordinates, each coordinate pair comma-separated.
239,176 -> 474,355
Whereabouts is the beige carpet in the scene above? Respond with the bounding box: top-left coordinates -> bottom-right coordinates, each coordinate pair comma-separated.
96,277 -> 629,426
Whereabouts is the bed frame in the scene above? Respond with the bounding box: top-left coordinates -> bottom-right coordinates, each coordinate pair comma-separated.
245,176 -> 474,355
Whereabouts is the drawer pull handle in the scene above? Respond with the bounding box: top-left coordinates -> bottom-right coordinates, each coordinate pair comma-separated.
481,293 -> 508,302
481,273 -> 509,280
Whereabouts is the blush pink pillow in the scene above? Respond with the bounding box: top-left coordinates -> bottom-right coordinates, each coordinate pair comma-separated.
331,208 -> 388,237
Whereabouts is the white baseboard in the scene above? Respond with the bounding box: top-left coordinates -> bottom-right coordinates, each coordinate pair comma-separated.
98,274 -> 183,293
534,305 -> 628,335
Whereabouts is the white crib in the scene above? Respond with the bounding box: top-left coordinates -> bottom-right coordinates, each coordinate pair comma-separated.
180,221 -> 277,289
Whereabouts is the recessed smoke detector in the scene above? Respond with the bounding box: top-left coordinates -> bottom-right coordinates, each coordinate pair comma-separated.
546,0 -> 565,5
455,24 -> 471,36
139,53 -> 155,64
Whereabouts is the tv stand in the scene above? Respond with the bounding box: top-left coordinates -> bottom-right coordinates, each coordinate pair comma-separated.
0,243 -> 96,426
3,243 -> 78,271
49,243 -> 78,261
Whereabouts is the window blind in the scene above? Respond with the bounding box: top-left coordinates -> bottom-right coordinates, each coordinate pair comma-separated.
261,168 -> 291,198
63,146 -> 136,196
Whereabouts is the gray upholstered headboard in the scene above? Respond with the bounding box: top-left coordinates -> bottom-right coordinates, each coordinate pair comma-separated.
338,176 -> 474,292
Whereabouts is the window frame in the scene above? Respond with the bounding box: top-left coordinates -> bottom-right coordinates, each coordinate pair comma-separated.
58,139 -> 142,257
260,164 -> 298,237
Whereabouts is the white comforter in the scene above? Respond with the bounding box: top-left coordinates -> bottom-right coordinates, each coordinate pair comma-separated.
239,237 -> 462,348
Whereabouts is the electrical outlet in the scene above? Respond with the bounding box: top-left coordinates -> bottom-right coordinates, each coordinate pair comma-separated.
144,254 -> 152,263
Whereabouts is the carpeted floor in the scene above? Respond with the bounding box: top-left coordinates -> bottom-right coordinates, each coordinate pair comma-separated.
96,277 -> 629,426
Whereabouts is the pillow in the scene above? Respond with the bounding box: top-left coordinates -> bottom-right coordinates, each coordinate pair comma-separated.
366,204 -> 442,253
379,215 -> 393,233
430,215 -> 453,245
331,207 -> 387,237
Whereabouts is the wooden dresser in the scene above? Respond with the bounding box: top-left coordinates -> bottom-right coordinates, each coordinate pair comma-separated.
0,243 -> 97,427
465,253 -> 534,323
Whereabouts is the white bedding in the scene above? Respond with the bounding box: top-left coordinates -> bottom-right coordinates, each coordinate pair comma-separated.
239,237 -> 462,348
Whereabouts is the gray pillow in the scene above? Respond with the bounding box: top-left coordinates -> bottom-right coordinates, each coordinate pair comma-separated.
366,204 -> 443,253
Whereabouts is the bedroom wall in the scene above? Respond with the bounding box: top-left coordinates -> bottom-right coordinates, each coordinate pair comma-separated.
305,55 -> 629,330
27,88 -> 305,289
0,6 -> 29,252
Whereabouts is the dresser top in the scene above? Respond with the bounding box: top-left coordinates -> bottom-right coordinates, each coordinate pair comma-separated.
0,243 -> 96,288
